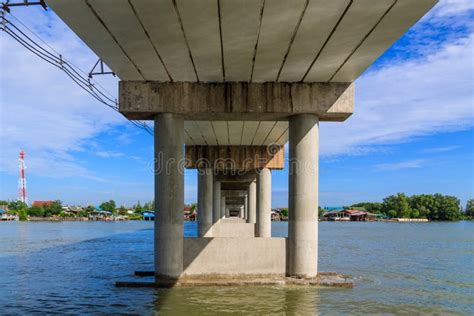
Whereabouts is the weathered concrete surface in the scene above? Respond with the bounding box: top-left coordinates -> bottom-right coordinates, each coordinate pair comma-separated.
209,218 -> 255,237
49,0 -> 436,83
197,168 -> 213,237
288,114 -> 319,278
185,145 -> 284,170
256,168 -> 271,237
184,120 -> 288,146
221,182 -> 251,191
220,194 -> 226,218
212,179 -> 221,223
215,171 -> 257,183
120,82 -> 354,121
183,237 -> 286,276
154,113 -> 184,279
116,272 -> 352,288
248,180 -> 257,225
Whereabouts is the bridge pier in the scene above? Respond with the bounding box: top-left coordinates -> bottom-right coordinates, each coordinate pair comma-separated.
256,168 -> 272,237
146,83 -> 351,282
212,179 -> 221,223
288,114 -> 319,278
154,113 -> 184,280
247,180 -> 257,225
197,168 -> 213,237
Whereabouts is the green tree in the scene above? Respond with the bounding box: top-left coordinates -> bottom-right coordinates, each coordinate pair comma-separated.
351,202 -> 383,214
143,201 -> 151,211
387,210 -> 398,218
27,205 -> 44,217
100,200 -> 116,213
8,200 -> 28,211
432,194 -> 460,221
18,209 -> 28,221
84,205 -> 95,213
43,200 -> 63,216
382,193 -> 411,218
409,209 -> 420,219
465,199 -> 474,219
318,206 -> 325,218
134,201 -> 144,213
118,205 -> 128,216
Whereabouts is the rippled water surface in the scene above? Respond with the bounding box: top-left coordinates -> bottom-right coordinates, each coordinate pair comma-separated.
0,221 -> 473,314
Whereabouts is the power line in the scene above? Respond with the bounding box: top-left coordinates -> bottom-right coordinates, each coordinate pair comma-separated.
0,11 -> 153,135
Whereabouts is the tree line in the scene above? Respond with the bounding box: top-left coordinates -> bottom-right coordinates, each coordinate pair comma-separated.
0,199 -> 155,220
349,194 -> 473,221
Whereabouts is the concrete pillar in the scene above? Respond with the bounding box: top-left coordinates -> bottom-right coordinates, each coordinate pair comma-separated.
256,168 -> 271,237
154,113 -> 184,279
244,194 -> 248,220
213,179 -> 221,223
197,168 -> 213,237
220,194 -> 226,218
247,180 -> 256,224
288,114 -> 319,278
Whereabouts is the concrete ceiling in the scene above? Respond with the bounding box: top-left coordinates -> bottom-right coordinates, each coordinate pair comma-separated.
46,0 -> 436,83
184,120 -> 287,145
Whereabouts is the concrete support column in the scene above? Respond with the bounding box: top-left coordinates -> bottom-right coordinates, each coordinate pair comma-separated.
288,114 -> 319,278
244,194 -> 248,220
220,194 -> 226,218
213,179 -> 221,223
247,180 -> 256,224
154,113 -> 184,279
198,168 -> 213,237
256,168 -> 271,237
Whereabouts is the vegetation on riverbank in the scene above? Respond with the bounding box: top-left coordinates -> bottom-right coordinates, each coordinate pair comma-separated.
0,199 -> 154,221
348,194 -> 473,221
1,195 -> 472,222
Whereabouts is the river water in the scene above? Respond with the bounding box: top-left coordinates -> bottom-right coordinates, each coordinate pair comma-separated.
0,221 -> 472,315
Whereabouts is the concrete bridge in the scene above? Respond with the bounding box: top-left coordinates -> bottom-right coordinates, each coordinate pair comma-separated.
47,0 -> 436,285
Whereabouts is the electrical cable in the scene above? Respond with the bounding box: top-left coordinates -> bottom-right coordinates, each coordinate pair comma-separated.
1,11 -> 153,135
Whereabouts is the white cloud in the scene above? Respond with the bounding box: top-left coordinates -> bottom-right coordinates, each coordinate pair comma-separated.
428,0 -> 474,18
320,33 -> 474,156
0,8 -> 127,180
95,151 -> 125,158
420,145 -> 461,153
375,159 -> 427,171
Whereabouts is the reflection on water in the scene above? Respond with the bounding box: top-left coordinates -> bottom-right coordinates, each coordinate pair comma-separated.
0,221 -> 472,314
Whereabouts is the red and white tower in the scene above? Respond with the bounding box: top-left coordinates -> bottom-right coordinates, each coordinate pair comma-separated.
18,149 -> 27,205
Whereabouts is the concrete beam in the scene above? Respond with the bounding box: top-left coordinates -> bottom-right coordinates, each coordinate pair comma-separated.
221,182 -> 251,191
222,190 -> 247,197
185,146 -> 284,171
120,82 -> 354,121
215,171 -> 257,183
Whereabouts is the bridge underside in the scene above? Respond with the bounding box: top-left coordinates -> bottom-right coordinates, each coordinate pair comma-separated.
46,0 -> 437,284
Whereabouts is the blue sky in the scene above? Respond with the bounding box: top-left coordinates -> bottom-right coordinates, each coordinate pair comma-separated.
1,0 -> 473,208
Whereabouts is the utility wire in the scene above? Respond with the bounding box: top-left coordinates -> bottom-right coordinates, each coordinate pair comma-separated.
0,11 -> 153,135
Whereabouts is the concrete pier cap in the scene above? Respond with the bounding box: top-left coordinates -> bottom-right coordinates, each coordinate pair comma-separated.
45,0 -> 438,286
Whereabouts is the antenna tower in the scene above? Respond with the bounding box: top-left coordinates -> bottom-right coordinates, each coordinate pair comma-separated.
18,149 -> 27,205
